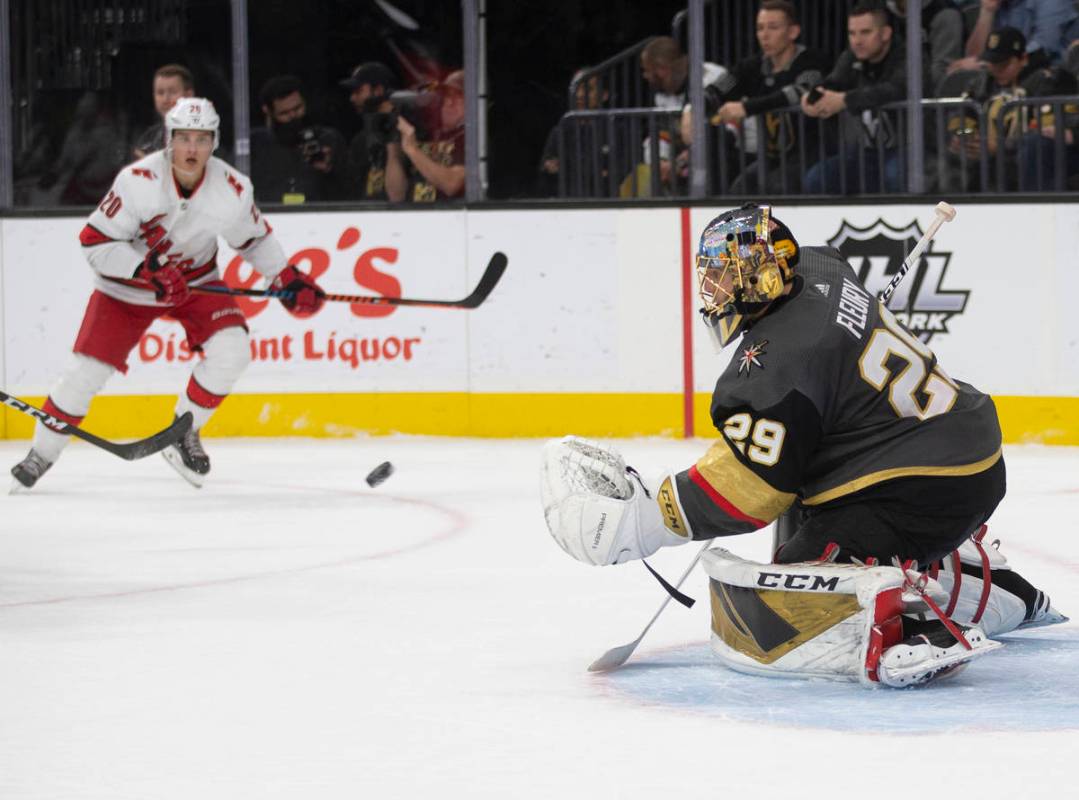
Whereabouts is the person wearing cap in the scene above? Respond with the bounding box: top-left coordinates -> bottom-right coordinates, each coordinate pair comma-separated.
385,70 -> 466,202
964,0 -> 1079,68
340,62 -> 402,201
948,26 -> 1079,189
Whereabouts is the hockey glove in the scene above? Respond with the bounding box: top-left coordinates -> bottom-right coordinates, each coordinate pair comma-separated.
540,436 -> 690,566
271,265 -> 326,317
136,252 -> 189,305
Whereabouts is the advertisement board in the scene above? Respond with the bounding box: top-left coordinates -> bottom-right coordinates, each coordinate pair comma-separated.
1,202 -> 1076,441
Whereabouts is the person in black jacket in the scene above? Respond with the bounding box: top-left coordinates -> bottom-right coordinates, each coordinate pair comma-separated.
250,75 -> 351,204
681,0 -> 829,193
801,3 -> 921,194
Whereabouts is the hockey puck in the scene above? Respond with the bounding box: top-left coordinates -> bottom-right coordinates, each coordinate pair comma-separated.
365,461 -> 394,488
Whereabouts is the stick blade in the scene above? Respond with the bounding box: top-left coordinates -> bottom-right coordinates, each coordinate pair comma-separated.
459,252 -> 508,308
587,639 -> 640,673
116,412 -> 194,460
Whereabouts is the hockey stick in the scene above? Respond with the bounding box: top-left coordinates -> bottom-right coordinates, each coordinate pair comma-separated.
588,541 -> 712,673
879,201 -> 957,305
0,390 -> 193,460
193,251 -> 508,310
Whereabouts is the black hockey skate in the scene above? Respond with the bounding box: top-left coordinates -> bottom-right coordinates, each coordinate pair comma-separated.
161,419 -> 210,488
10,449 -> 53,491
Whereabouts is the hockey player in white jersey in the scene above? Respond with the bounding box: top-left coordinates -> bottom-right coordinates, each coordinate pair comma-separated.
11,98 -> 325,489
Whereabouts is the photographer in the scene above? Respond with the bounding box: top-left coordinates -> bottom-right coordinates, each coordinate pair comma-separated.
251,75 -> 351,204
340,62 -> 402,201
385,70 -> 466,202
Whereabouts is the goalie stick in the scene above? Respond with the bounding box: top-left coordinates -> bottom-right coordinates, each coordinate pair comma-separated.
588,542 -> 711,672
0,390 -> 193,460
879,201 -> 956,305
193,251 -> 508,310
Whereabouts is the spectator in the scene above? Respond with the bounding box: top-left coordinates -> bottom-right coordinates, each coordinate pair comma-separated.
1066,38 -> 1079,81
340,62 -> 402,201
536,69 -> 609,197
952,28 -> 1079,190
885,0 -> 965,90
385,70 -> 466,202
637,36 -> 731,194
36,91 -> 130,206
250,75 -> 351,204
680,0 -> 829,193
131,64 -> 195,160
961,0 -> 1079,67
802,4 -> 921,194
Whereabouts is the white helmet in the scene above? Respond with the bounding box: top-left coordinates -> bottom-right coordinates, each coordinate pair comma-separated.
164,97 -> 220,151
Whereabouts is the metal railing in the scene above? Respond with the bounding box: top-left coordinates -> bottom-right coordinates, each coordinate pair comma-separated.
554,96 -> 1079,199
994,95 -> 1079,192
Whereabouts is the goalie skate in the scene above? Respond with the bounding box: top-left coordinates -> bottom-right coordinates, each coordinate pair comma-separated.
162,421 -> 210,488
877,622 -> 1001,688
1019,591 -> 1069,630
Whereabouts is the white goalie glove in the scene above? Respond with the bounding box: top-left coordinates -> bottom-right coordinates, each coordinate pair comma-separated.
539,436 -> 691,566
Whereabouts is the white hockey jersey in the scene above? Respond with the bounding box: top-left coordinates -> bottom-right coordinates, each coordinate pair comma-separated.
79,151 -> 287,306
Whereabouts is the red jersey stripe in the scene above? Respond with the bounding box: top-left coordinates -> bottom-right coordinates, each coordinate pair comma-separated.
687,465 -> 767,528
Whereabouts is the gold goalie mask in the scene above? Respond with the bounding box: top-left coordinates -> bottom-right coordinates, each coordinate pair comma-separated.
696,204 -> 799,348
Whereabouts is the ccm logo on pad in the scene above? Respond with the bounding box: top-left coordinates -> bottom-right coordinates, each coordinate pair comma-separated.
757,573 -> 840,591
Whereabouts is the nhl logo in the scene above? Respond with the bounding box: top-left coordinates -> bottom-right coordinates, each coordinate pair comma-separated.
827,218 -> 968,343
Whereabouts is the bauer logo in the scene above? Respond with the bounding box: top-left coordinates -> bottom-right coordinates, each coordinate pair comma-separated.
827,218 -> 968,343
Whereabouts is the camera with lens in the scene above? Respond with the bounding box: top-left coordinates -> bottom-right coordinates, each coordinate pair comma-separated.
297,126 -> 328,163
381,89 -> 442,142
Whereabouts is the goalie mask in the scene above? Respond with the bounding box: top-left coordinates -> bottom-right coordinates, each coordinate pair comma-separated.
696,204 -> 798,348
164,97 -> 221,152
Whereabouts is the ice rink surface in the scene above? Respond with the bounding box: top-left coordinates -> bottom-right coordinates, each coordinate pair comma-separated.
1,436 -> 1076,799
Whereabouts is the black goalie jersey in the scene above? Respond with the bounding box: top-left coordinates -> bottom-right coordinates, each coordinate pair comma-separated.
673,245 -> 1002,540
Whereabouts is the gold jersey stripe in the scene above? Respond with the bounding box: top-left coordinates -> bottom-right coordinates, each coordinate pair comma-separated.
695,438 -> 796,523
802,448 -> 1003,506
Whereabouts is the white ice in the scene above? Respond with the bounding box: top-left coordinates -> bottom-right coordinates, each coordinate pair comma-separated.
1,436 -> 1076,799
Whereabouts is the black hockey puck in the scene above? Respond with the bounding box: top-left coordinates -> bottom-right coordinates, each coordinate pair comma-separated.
365,461 -> 394,488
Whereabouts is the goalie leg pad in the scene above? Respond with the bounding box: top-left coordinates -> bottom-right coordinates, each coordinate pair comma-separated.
701,548 -> 1000,687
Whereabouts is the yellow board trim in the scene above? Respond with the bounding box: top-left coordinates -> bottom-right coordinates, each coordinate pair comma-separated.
3,392 -> 1079,442
696,394 -> 1079,446
0,392 -> 685,440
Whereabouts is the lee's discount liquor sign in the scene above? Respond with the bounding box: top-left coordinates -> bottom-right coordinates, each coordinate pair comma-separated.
132,211 -> 473,394
136,224 -> 424,373
0,211 -> 474,395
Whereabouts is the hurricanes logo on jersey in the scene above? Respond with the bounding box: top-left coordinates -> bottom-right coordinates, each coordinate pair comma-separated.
737,339 -> 768,375
827,218 -> 969,343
